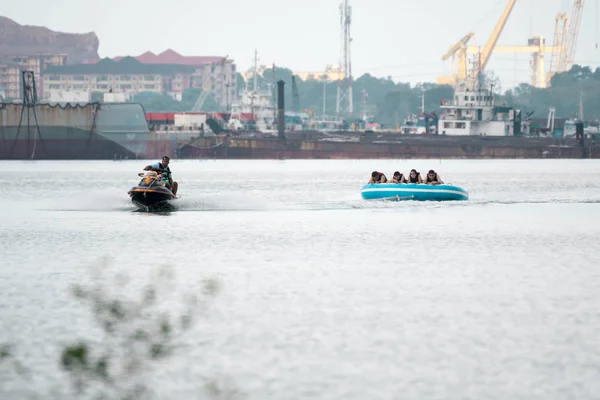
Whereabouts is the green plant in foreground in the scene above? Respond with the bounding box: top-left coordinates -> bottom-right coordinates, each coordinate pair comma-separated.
60,258 -> 221,399
2,257 -> 238,400
0,343 -> 30,380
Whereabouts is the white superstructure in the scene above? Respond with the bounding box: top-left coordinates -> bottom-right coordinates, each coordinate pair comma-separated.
227,50 -> 276,133
438,87 -> 525,136
228,87 -> 276,132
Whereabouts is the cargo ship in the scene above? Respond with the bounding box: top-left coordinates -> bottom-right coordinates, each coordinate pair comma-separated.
1,81 -> 598,160
178,84 -> 599,159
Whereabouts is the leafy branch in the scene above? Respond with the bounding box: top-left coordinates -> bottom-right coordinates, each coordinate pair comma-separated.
58,257 -> 220,399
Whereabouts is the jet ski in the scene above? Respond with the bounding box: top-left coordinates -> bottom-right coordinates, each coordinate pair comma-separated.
128,171 -> 177,210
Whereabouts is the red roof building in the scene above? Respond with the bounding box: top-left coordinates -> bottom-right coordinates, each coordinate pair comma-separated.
86,49 -> 226,67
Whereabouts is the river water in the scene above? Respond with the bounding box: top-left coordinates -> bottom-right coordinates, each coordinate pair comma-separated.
1,159 -> 600,399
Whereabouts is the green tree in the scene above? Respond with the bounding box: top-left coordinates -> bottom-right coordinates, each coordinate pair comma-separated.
507,65 -> 600,120
129,63 -> 600,122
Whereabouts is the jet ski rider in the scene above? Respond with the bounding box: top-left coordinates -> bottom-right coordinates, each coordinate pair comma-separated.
144,156 -> 178,196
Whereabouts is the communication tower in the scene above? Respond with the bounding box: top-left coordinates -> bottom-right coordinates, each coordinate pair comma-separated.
336,0 -> 353,119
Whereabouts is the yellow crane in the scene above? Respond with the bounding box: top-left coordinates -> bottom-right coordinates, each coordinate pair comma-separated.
547,0 -> 584,86
469,0 -> 517,82
466,36 -> 561,88
437,33 -> 474,86
437,0 -> 517,88
467,0 -> 582,88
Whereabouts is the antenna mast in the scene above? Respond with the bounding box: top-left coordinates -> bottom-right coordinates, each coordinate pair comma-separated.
361,89 -> 367,120
253,49 -> 259,93
272,63 -> 276,129
579,90 -> 584,121
322,77 -> 327,120
336,0 -> 353,120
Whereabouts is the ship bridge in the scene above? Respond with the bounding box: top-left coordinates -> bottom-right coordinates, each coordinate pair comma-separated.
438,88 -> 519,136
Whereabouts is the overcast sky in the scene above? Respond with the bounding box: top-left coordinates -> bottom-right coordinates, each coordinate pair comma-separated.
4,0 -> 599,90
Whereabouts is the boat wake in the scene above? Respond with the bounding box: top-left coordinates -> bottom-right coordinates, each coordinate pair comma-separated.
38,188 -> 600,213
471,198 -> 600,205
40,187 -> 135,212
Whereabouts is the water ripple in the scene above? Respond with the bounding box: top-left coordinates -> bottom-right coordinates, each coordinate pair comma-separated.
1,159 -> 600,399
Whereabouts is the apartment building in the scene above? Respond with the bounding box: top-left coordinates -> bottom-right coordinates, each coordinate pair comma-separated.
42,57 -> 195,101
0,53 -> 67,99
0,59 -> 19,99
86,49 -> 237,106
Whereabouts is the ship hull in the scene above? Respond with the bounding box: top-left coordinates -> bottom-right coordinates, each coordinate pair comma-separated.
1,127 -> 140,160
0,102 -> 150,160
2,101 -> 597,160
179,133 -> 598,159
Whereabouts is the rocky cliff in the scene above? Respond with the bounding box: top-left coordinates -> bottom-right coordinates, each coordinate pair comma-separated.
0,16 -> 99,64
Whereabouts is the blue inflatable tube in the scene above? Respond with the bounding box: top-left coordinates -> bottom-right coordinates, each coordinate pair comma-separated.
361,183 -> 469,201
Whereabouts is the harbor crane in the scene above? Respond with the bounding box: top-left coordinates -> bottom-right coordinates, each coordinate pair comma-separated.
438,0 -> 585,89
438,32 -> 474,86
547,0 -> 584,86
438,0 -> 516,88
467,35 -> 561,88
469,0 -> 517,82
469,0 -> 583,88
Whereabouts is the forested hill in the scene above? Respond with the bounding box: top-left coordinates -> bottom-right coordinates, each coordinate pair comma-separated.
134,65 -> 599,125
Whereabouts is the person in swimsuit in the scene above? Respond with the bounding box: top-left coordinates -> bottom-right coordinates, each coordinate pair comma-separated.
407,169 -> 423,184
425,169 -> 443,185
368,171 -> 387,184
390,171 -> 407,183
